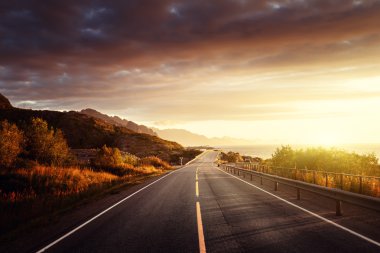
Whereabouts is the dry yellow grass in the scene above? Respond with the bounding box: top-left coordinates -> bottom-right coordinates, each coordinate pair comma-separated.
0,160 -> 175,236
1,166 -> 118,202
133,165 -> 161,175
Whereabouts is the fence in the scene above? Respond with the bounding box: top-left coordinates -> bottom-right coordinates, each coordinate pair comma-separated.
221,164 -> 380,216
234,162 -> 380,198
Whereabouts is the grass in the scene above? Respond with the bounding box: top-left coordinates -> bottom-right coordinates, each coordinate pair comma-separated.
1,166 -> 118,198
0,161 -> 173,239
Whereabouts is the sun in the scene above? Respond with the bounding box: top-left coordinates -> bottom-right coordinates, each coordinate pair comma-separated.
310,132 -> 343,147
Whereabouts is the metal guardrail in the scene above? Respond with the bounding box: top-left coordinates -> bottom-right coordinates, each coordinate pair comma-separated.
234,162 -> 380,197
221,164 -> 380,216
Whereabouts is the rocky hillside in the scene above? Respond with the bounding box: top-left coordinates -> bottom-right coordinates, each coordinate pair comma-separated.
0,93 -> 13,109
0,93 -> 183,162
80,108 -> 156,136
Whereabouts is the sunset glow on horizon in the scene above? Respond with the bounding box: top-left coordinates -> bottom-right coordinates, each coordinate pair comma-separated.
1,1 -> 380,145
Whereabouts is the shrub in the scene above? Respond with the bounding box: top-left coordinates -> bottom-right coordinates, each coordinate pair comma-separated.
0,120 -> 24,168
124,153 -> 138,166
133,165 -> 160,175
220,152 -> 243,163
270,146 -> 379,176
140,156 -> 172,170
93,145 -> 124,168
26,118 -> 70,166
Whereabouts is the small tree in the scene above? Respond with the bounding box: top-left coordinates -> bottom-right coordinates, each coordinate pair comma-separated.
0,120 -> 24,168
50,129 -> 70,166
27,118 -> 70,165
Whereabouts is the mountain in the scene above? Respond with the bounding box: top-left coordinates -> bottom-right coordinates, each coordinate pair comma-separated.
0,93 -> 13,109
0,93 -> 183,162
80,108 -> 156,136
153,128 -> 253,147
79,108 -> 252,147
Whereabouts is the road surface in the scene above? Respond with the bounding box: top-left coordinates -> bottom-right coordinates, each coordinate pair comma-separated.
25,151 -> 380,252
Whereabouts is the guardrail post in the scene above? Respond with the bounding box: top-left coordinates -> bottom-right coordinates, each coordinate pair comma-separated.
336,200 -> 342,216
340,174 -> 344,190
313,171 -> 316,184
274,182 -> 278,191
260,177 -> 263,185
243,172 -> 245,178
359,176 -> 363,194
297,188 -> 300,200
238,170 -> 240,176
325,173 -> 328,187
250,174 -> 253,181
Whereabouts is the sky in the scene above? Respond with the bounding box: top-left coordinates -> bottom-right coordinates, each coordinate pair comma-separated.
1,0 -> 380,145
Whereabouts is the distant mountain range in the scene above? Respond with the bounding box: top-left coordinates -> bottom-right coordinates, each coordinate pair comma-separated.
153,128 -> 253,147
81,108 -> 253,147
78,108 -> 251,146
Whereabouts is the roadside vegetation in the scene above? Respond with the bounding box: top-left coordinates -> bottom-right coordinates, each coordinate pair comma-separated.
223,145 -> 380,197
269,145 -> 379,176
220,151 -> 243,163
0,118 -> 179,238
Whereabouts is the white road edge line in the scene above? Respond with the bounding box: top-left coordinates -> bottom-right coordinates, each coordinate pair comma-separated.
196,201 -> 207,253
217,167 -> 380,248
36,166 -> 188,253
186,150 -> 207,165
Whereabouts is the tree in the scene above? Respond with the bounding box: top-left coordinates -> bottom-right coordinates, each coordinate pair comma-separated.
271,145 -> 295,168
27,118 -> 70,165
0,120 -> 24,168
93,145 -> 124,168
50,129 -> 70,166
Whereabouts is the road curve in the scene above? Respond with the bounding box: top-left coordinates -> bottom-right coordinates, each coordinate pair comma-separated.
27,151 -> 380,252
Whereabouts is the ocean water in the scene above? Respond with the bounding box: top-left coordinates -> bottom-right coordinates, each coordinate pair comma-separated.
217,144 -> 380,160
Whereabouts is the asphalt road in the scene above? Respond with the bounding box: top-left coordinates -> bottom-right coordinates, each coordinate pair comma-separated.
29,151 -> 380,252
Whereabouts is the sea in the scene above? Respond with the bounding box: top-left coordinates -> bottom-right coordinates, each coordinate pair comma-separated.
217,144 -> 380,160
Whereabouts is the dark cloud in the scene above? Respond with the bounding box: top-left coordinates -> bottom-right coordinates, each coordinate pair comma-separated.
1,0 -> 380,114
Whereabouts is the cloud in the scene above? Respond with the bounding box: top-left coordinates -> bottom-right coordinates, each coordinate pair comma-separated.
1,0 -> 380,124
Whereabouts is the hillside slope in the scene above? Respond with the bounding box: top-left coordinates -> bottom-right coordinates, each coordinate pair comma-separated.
0,93 -> 13,109
80,109 -> 156,136
0,94 -> 183,161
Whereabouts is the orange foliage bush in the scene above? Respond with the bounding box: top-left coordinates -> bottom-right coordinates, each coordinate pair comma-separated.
140,156 -> 172,170
0,120 -> 24,168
